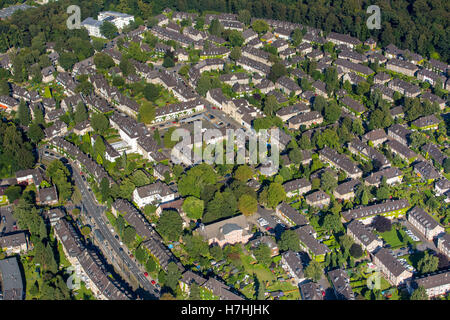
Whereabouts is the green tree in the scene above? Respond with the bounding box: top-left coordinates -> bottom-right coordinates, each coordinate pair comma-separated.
410,286 -> 428,300
157,209 -> 183,241
252,20 -> 269,34
18,100 -> 30,126
27,123 -> 44,144
278,229 -> 300,252
268,62 -> 287,82
234,164 -> 253,182
93,52 -> 115,70
122,226 -> 136,247
417,251 -> 439,274
143,83 -> 161,102
91,113 -> 109,134
229,47 -> 241,62
74,102 -> 88,124
349,243 -> 364,258
100,21 -> 118,39
322,213 -> 343,233
162,55 -> 175,68
266,182 -> 286,208
238,194 -> 258,216
304,260 -> 322,282
182,196 -> 204,220
320,170 -> 337,192
4,185 -> 22,202
139,101 -> 156,124
253,243 -> 272,266
208,19 -> 223,37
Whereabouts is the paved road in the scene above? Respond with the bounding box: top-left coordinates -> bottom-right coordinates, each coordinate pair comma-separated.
70,163 -> 159,299
40,146 -> 159,299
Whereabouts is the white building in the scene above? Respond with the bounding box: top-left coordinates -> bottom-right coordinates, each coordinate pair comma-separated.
81,17 -> 104,38
98,11 -> 134,30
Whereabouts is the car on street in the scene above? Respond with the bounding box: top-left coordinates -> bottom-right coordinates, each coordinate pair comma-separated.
151,280 -> 156,285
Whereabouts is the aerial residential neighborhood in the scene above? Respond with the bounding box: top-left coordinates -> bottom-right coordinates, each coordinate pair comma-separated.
0,0 -> 448,303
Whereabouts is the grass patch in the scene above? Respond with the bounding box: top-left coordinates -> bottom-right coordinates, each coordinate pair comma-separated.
241,255 -> 276,283
379,227 -> 409,249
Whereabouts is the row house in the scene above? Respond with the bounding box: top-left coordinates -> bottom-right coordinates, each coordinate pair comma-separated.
219,73 -> 249,86
279,48 -> 296,60
311,80 -> 328,98
413,161 -> 440,182
299,282 -> 324,300
0,232 -> 29,254
364,167 -> 403,187
420,92 -> 446,110
242,29 -> 258,44
132,181 -> 177,208
287,111 -> 323,129
373,72 -> 391,84
276,202 -> 309,227
272,39 -> 289,52
275,103 -> 309,122
372,247 -> 413,286
388,78 -> 421,98
295,225 -> 330,262
411,114 -> 441,130
437,233 -> 450,259
297,43 -> 313,55
340,96 -> 366,116
387,124 -> 412,146
407,206 -> 445,241
422,143 -> 447,167
346,219 -> 382,253
273,27 -> 291,40
237,56 -> 271,76
333,179 -> 361,201
371,83 -> 395,102
385,58 -> 418,77
426,59 -> 449,74
50,137 -> 113,184
200,46 -> 230,59
385,139 -> 418,163
182,26 -> 205,42
410,270 -> 450,298
109,112 -> 148,152
327,269 -> 355,300
363,129 -> 388,147
152,99 -> 204,123
54,219 -> 132,300
305,190 -> 330,208
241,46 -> 272,66
302,32 -> 326,45
416,68 -> 446,87
282,178 -> 312,198
326,32 -> 361,49
319,146 -> 363,179
276,76 -> 302,96
281,251 -> 305,284
44,108 -> 65,122
10,84 -> 41,103
348,138 -> 389,169
0,95 -> 19,113
342,199 -> 410,224
334,58 -> 374,77
44,120 -> 68,139
435,178 -> 450,196
338,50 -> 367,64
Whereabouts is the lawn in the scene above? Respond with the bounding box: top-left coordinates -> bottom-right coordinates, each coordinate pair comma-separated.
267,281 -> 300,300
74,282 -> 96,300
241,254 -> 276,283
20,254 -> 42,300
199,287 -> 219,300
379,227 -> 410,249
